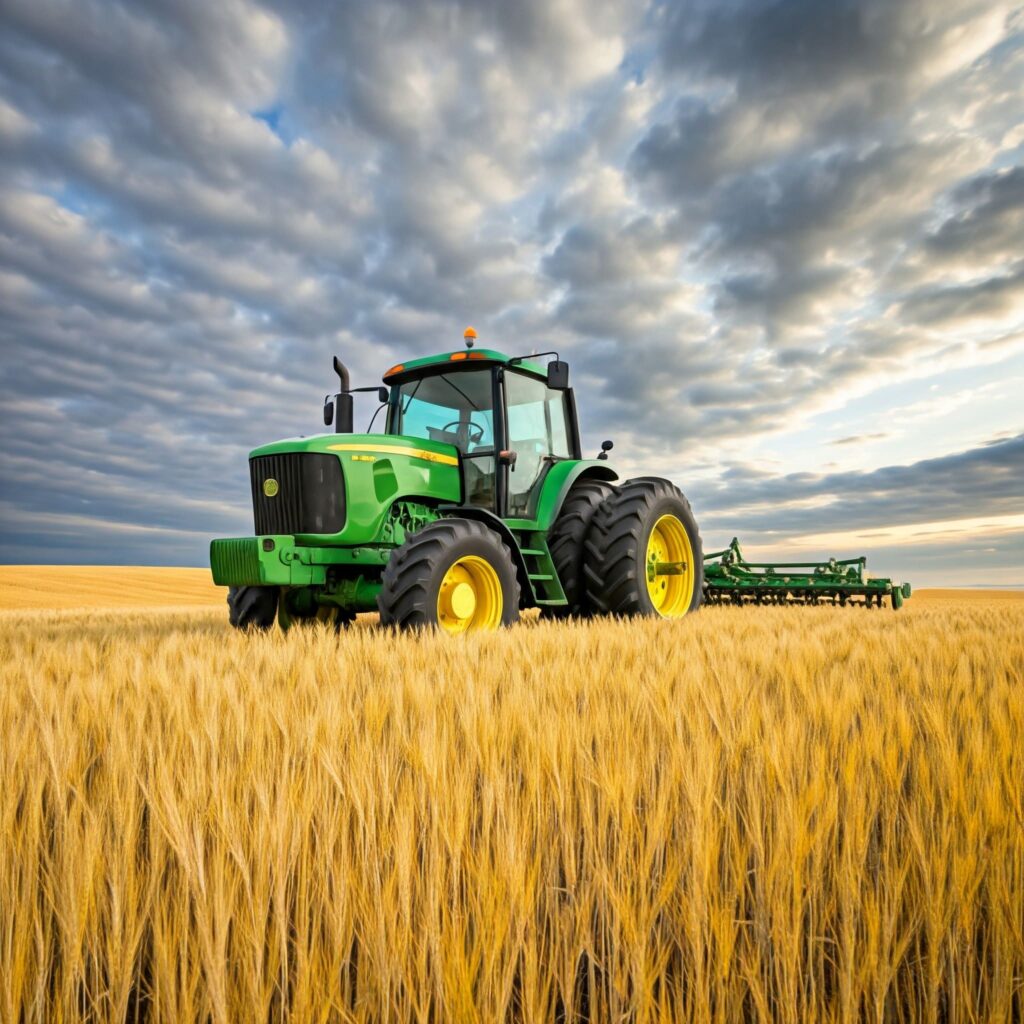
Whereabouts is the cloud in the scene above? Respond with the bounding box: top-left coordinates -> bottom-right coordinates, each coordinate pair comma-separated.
896,261 -> 1024,328
923,165 -> 1024,271
829,432 -> 889,447
0,0 -> 1021,585
656,0 -> 1010,98
694,433 -> 1024,536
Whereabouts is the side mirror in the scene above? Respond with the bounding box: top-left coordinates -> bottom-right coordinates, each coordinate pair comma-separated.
377,386 -> 389,404
323,399 -> 334,426
547,359 -> 569,390
597,439 -> 613,461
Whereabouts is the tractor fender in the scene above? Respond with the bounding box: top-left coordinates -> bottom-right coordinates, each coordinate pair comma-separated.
532,460 -> 618,532
435,505 -> 535,603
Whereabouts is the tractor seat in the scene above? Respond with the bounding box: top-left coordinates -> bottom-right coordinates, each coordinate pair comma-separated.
427,426 -> 461,448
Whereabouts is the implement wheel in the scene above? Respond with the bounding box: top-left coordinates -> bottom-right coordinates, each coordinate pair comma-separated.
227,585 -> 278,630
378,518 -> 520,633
584,478 -> 703,619
543,478 -> 615,618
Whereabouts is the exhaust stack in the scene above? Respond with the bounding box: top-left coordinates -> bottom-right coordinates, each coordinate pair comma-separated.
324,357 -> 354,433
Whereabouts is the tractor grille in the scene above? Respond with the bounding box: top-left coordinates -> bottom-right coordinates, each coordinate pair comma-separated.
249,453 -> 345,535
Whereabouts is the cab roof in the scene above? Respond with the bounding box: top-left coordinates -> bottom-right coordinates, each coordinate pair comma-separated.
382,348 -> 548,384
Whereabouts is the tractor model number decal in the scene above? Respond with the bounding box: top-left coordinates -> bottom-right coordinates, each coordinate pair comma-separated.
327,443 -> 459,466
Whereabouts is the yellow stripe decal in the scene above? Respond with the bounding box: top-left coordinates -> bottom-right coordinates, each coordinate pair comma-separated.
327,443 -> 459,466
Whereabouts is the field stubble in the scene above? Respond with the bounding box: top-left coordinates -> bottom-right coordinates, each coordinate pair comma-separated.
1,587 -> 1022,1022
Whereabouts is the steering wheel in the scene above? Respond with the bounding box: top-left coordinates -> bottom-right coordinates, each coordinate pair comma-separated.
441,420 -> 485,445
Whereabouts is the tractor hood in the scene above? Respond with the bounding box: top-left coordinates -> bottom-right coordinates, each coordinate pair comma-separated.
245,433 -> 462,547
250,431 -> 458,466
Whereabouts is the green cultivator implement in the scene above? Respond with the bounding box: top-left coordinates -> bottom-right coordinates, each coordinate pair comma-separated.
703,537 -> 912,609
210,328 -> 910,633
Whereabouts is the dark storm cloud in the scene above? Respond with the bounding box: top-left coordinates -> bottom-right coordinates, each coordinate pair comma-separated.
0,0 -> 1021,577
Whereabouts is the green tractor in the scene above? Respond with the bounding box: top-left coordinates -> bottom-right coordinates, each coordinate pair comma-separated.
210,329 -> 703,633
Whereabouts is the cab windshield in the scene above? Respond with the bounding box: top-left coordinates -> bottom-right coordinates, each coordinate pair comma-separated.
391,367 -> 497,509
392,368 -> 495,455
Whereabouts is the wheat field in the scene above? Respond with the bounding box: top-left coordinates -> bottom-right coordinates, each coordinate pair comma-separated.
0,566 -> 223,611
1,573 -> 1022,1022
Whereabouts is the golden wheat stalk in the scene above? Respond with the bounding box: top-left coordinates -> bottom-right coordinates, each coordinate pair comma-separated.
1,594 -> 1022,1022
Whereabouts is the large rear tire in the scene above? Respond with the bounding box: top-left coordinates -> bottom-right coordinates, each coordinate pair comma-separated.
227,585 -> 279,630
583,478 -> 703,619
543,478 -> 616,618
378,518 -> 520,633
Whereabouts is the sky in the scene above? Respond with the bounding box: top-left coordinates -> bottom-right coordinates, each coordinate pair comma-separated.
1,0 -> 1022,586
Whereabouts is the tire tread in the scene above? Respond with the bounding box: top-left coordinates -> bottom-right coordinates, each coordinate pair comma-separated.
583,478 -> 702,617
378,518 -> 521,629
227,585 -> 278,630
545,479 -> 616,618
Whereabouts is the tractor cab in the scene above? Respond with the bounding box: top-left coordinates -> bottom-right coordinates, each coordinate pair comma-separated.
382,345 -> 581,519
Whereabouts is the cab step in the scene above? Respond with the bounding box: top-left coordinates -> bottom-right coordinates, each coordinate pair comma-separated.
511,530 -> 566,606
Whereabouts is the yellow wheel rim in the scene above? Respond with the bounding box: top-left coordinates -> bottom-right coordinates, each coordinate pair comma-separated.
645,514 -> 695,618
436,555 -> 503,633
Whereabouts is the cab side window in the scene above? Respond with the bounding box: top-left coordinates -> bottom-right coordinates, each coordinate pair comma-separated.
504,371 -> 571,517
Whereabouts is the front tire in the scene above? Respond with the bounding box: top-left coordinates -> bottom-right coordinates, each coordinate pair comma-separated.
583,478 -> 703,618
227,585 -> 279,630
378,518 -> 521,633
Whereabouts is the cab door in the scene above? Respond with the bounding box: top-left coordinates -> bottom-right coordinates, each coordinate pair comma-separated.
501,369 -> 573,518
